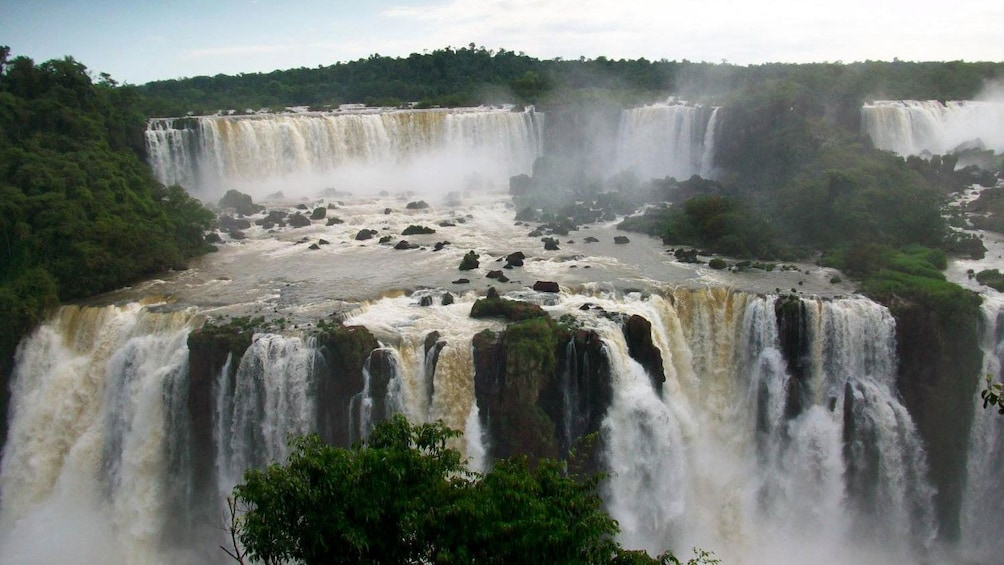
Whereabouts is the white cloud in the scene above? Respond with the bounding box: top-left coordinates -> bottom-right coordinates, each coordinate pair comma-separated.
382,0 -> 1004,64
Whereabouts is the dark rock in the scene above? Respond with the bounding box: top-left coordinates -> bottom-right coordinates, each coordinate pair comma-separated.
355,229 -> 378,241
326,216 -> 344,226
315,325 -> 381,446
310,207 -> 326,220
402,225 -> 436,236
384,208 -> 393,215
584,236 -> 599,243
379,235 -> 393,244
459,250 -> 480,271
295,203 -> 309,210
433,241 -> 449,252
288,213 -> 311,228
308,243 -> 320,250
438,220 -> 456,227
674,248 -> 700,263
542,237 -> 560,251
486,287 -> 500,300
419,295 -> 434,307
510,174 -> 532,196
514,206 -> 539,222
622,314 -> 666,393
709,258 -> 727,270
318,239 -> 330,245
441,292 -> 455,306
394,240 -> 418,250
486,270 -> 505,279
533,281 -> 560,293
613,235 -> 630,244
406,200 -> 429,210
228,230 -> 247,240
505,251 -> 525,267
219,214 -> 251,231
453,278 -> 470,284
218,189 -> 264,216
204,232 -> 222,244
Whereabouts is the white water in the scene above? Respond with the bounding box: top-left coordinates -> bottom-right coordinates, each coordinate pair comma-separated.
0,304 -> 200,564
615,102 -> 719,180
959,297 -> 1004,563
862,100 -> 1004,157
0,287 -> 959,564
145,107 -> 543,198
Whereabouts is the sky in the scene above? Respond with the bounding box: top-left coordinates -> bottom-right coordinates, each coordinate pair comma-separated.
2,0 -> 1003,85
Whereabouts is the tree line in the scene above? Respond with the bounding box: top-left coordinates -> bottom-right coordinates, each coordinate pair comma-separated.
135,44 -> 1004,117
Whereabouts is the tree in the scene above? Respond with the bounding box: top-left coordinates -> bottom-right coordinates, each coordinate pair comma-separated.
982,374 -> 1004,415
230,415 -> 712,564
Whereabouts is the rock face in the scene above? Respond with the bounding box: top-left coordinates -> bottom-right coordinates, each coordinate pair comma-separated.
314,325 -> 382,447
505,251 -> 525,267
889,296 -> 982,541
774,295 -> 811,419
355,229 -> 378,241
473,319 -> 613,470
621,314 -> 666,394
406,200 -> 429,210
310,207 -> 326,220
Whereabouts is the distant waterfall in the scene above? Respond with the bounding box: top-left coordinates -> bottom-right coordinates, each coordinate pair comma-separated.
615,103 -> 719,180
862,100 -> 1004,157
145,107 -> 544,196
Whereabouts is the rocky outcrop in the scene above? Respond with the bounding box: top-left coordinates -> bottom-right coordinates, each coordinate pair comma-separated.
621,314 -> 666,394
775,294 -> 811,419
218,189 -> 264,216
459,251 -> 480,271
473,318 -> 613,471
888,295 -> 982,541
315,325 -> 382,447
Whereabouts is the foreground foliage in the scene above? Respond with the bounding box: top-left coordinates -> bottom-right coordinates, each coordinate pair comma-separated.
231,416 -> 712,565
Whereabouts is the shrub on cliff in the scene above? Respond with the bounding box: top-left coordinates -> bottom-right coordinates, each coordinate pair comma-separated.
229,415 -> 709,565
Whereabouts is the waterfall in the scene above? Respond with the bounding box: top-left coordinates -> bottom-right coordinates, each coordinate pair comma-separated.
861,100 -> 1004,157
960,299 -> 1004,562
614,102 -> 719,181
0,304 -> 199,564
588,290 -> 936,563
215,333 -> 319,492
145,107 -> 544,196
0,290 -> 968,564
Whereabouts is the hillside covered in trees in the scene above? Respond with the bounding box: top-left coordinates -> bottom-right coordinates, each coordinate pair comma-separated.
137,44 -> 1004,117
0,47 -> 215,443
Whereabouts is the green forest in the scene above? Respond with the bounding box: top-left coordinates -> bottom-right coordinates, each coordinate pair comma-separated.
136,44 -> 1004,118
0,47 -> 215,438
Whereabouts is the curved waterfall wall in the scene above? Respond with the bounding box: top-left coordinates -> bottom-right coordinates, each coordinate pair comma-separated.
145,107 -> 544,196
0,288 -> 979,564
861,100 -> 1004,157
614,103 -> 719,180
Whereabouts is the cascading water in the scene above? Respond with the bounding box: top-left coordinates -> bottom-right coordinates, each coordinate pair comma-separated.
0,288 -> 978,564
215,333 -> 319,492
565,290 -> 936,564
960,297 -> 1004,562
614,102 -> 719,181
145,107 -> 544,196
0,304 -> 200,564
862,100 -> 1004,157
